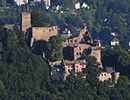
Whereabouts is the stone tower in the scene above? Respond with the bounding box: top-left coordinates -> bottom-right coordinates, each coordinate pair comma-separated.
20,12 -> 31,32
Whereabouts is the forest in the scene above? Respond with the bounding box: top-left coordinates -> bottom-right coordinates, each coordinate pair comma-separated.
0,0 -> 130,100
0,21 -> 130,100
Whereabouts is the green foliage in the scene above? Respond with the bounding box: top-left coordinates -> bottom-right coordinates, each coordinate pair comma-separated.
0,25 -> 129,100
0,25 -> 51,99
102,46 -> 130,77
0,81 -> 5,91
1,1 -> 130,99
115,76 -> 129,88
31,11 -> 46,27
0,0 -> 6,6
48,36 -> 63,62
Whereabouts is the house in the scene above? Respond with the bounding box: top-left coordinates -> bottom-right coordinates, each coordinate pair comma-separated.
111,38 -> 119,46
81,2 -> 89,9
75,2 -> 80,9
44,0 -> 51,9
111,32 -> 117,37
14,0 -> 28,6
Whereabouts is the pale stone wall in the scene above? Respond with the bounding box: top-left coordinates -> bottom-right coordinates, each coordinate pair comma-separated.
20,12 -> 31,32
99,72 -> 112,81
73,44 -> 90,60
112,72 -> 120,83
63,27 -> 88,47
99,72 -> 120,82
14,0 -> 28,6
30,26 -> 58,46
64,60 -> 87,72
63,60 -> 87,80
49,60 -> 62,66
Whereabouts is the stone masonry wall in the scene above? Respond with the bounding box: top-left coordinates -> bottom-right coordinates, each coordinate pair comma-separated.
30,26 -> 58,46
20,12 -> 31,32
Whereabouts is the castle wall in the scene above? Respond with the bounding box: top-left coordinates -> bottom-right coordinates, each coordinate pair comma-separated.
20,12 -> 31,32
63,44 -> 90,60
99,72 -> 112,81
30,26 -> 58,46
63,27 -> 88,47
112,72 -> 120,83
73,44 -> 90,60
90,47 -> 102,67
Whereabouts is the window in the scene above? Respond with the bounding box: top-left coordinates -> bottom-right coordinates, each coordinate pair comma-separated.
76,66 -> 78,68
80,52 -> 82,55
74,40 -> 77,43
68,69 -> 71,71
76,69 -> 78,72
77,52 -> 78,55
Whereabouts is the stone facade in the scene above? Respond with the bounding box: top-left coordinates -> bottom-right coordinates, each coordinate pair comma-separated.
99,72 -> 112,81
99,72 -> 120,83
50,60 -> 87,80
63,44 -> 90,60
30,26 -> 58,46
63,27 -> 90,47
63,60 -> 87,80
20,12 -> 31,32
50,27 -> 103,81
112,72 -> 120,83
14,0 -> 28,6
111,38 -> 119,46
62,27 -> 102,67
20,12 -> 58,46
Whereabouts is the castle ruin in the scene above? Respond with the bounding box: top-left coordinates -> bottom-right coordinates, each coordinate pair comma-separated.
20,12 -> 31,32
20,12 -> 119,82
50,27 -> 103,80
30,26 -> 58,47
20,12 -> 58,47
